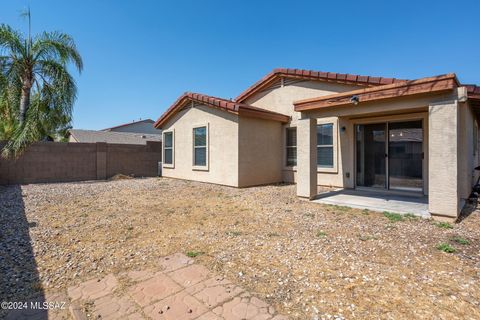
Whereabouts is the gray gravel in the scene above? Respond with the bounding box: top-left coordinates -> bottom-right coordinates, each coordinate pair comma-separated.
1,178 -> 479,320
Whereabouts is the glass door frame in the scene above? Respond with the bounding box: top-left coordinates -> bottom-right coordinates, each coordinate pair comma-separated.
354,116 -> 425,194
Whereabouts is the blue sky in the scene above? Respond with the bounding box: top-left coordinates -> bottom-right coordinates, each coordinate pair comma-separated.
2,0 -> 479,129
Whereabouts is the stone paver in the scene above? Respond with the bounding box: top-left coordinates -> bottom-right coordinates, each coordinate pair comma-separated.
67,273 -> 118,301
143,290 -> 208,320
159,252 -> 194,272
66,254 -> 287,320
186,276 -> 244,308
168,264 -> 211,288
91,294 -> 140,319
124,269 -> 157,282
196,311 -> 224,320
128,272 -> 182,307
212,293 -> 275,320
69,302 -> 87,320
125,313 -> 148,320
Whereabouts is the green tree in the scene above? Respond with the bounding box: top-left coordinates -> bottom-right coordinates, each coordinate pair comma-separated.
0,9 -> 82,157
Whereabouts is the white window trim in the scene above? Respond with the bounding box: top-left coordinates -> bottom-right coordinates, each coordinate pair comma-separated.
285,127 -> 297,168
317,119 -> 338,173
162,129 -> 175,168
192,123 -> 209,171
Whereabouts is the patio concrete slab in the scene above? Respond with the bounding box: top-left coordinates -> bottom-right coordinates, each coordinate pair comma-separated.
313,189 -> 430,218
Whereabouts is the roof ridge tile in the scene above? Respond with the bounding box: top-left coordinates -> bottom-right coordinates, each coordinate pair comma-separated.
235,68 -> 408,102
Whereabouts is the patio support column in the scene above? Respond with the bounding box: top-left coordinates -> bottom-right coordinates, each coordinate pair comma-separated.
297,117 -> 317,199
428,100 -> 460,220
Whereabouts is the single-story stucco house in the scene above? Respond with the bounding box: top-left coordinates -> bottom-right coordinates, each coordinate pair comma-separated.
68,129 -> 162,145
69,119 -> 162,145
154,68 -> 480,221
102,119 -> 161,135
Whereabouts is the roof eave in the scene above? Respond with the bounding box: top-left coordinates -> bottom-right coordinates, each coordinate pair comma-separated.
154,93 -> 290,129
238,106 -> 290,123
294,73 -> 458,112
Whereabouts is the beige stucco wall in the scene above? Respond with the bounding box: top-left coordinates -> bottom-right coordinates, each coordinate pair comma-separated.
244,80 -> 364,183
238,117 -> 283,187
161,104 -> 239,187
297,118 -> 317,198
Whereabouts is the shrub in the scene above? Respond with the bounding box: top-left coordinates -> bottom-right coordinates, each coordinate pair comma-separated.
452,237 -> 469,245
316,231 -> 327,237
436,243 -> 456,253
186,251 -> 204,258
383,211 -> 404,222
434,222 -> 453,229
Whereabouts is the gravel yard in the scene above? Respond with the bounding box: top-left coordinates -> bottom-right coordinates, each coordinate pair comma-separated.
1,177 -> 480,319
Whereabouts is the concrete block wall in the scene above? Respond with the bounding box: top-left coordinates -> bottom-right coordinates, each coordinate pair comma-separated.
0,141 -> 162,185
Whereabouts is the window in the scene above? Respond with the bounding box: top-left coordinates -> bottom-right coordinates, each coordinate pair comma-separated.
163,131 -> 174,165
193,126 -> 208,167
286,127 -> 297,166
317,123 -> 334,168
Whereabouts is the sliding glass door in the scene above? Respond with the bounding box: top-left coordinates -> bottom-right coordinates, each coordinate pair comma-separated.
388,121 -> 423,192
356,123 -> 387,188
355,120 -> 423,192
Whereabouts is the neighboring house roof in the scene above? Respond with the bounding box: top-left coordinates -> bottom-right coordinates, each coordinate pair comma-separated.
69,129 -> 162,145
102,119 -> 155,131
235,68 -> 409,102
294,74 -> 459,111
154,92 -> 290,129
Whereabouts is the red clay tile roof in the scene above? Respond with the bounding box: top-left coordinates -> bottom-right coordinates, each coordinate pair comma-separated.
235,68 -> 409,102
465,84 -> 480,99
294,74 -> 459,111
154,92 -> 290,128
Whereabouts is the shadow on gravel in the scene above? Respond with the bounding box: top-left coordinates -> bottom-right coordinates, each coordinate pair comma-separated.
0,185 -> 47,319
457,199 -> 478,223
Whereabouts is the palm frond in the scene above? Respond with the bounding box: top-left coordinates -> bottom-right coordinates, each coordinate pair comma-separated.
1,96 -> 42,158
0,24 -> 25,56
32,31 -> 83,72
35,59 -> 77,116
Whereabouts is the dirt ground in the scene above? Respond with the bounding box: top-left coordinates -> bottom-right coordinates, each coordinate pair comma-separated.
1,177 -> 479,319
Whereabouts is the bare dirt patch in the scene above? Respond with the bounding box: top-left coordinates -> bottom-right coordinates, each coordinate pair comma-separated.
1,177 -> 479,319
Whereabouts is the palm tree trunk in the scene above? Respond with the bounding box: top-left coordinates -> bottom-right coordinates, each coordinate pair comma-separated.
19,83 -> 31,125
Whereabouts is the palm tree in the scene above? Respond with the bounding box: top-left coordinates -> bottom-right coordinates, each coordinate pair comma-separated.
0,10 -> 82,157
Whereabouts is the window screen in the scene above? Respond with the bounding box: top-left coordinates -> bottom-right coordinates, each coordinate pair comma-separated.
193,127 -> 207,166
317,124 -> 333,168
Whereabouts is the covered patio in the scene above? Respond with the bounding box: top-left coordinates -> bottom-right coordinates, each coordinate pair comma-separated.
294,74 -> 474,221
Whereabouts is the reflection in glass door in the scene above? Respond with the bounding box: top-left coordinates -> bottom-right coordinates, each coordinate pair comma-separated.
388,121 -> 423,192
356,123 -> 386,188
355,120 -> 423,193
